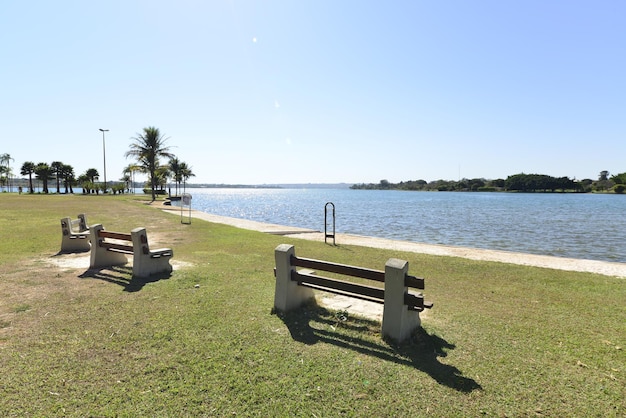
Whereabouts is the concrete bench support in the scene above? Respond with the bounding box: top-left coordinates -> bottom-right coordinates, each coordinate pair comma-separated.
89,224 -> 174,279
60,214 -> 91,253
274,244 -> 315,311
130,227 -> 174,278
382,258 -> 421,342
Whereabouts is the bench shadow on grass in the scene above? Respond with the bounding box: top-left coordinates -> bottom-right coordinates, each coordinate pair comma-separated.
78,266 -> 171,292
275,303 -> 481,393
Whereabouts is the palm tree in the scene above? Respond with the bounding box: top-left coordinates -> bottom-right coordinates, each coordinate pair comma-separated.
125,126 -> 173,201
0,166 -> 6,191
85,168 -> 99,183
60,164 -> 75,194
179,162 -> 195,193
83,168 -> 99,194
0,153 -> 14,192
34,162 -> 53,194
123,163 -> 141,193
51,161 -> 64,193
154,165 -> 171,193
77,174 -> 92,194
20,161 -> 36,193
168,156 -> 182,196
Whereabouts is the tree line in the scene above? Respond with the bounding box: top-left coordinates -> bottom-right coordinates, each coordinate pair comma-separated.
1,127 -> 194,200
351,171 -> 626,193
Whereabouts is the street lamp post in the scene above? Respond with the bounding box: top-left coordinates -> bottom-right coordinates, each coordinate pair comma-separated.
99,129 -> 109,192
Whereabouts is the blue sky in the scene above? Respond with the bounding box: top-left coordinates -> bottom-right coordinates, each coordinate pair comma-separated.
1,1 -> 624,185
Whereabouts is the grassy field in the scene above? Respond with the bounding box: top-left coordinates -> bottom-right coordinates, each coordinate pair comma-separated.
0,193 -> 624,417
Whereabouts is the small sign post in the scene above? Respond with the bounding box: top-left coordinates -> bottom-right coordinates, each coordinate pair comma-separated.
181,193 -> 192,224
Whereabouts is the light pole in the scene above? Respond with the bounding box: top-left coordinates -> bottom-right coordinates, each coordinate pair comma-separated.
99,129 -> 109,192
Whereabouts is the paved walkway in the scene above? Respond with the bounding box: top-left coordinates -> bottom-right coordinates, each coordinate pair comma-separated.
163,206 -> 626,278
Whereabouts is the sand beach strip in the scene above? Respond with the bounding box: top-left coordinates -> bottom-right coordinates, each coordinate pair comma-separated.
163,206 -> 626,279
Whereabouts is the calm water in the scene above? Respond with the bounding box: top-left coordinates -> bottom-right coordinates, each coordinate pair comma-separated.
177,188 -> 625,263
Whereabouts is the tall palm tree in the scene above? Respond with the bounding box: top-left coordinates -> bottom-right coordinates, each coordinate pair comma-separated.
168,156 -> 182,196
60,164 -> 75,194
85,168 -> 99,183
0,166 -> 6,191
77,174 -> 92,194
154,165 -> 171,193
179,162 -> 195,193
125,126 -> 173,201
123,163 -> 141,193
20,161 -> 36,193
51,161 -> 63,193
0,153 -> 13,192
34,162 -> 52,194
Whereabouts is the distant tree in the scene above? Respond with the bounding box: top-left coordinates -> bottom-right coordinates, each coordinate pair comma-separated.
468,178 -> 485,191
594,170 -> 613,191
77,174 -> 92,194
613,184 -> 626,194
154,165 -> 170,192
505,173 -> 569,192
20,161 -> 36,193
123,163 -> 142,193
555,176 -> 575,192
0,153 -> 14,191
179,162 -> 195,192
490,179 -> 506,188
34,162 -> 53,193
168,158 -> 196,195
85,168 -> 99,183
0,166 -> 6,191
51,161 -> 64,193
60,164 -> 75,194
610,172 -> 626,185
126,127 -> 173,201
599,170 -> 609,181
120,173 -> 131,192
168,156 -> 182,196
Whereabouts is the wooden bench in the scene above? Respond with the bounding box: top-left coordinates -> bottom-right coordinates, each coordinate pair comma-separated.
60,214 -> 90,252
274,244 -> 433,343
88,224 -> 173,279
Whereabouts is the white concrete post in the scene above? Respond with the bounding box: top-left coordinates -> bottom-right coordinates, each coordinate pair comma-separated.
131,227 -> 173,278
60,217 -> 91,253
382,258 -> 421,343
89,224 -> 128,269
274,244 -> 314,312
77,213 -> 89,232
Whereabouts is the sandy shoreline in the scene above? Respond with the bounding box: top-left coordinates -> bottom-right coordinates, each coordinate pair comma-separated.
163,206 -> 626,278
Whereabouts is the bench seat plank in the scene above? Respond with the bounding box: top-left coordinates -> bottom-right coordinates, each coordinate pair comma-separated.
99,231 -> 132,241
100,242 -> 134,253
293,256 -> 385,282
292,270 -> 384,301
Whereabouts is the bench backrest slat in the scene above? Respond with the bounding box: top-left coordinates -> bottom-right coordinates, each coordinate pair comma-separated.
405,275 -> 425,290
100,242 -> 133,253
292,270 -> 385,301
404,292 -> 424,310
292,256 -> 385,282
98,230 -> 132,241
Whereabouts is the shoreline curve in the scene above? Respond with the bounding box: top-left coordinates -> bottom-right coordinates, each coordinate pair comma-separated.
163,207 -> 626,278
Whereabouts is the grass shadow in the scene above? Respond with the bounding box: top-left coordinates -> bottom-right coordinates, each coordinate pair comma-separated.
54,248 -> 91,255
78,265 -> 171,292
275,303 -> 482,393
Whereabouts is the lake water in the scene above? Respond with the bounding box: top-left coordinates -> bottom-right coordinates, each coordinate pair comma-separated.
175,188 -> 626,263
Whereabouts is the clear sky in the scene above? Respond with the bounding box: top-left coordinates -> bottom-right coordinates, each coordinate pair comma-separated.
1,1 -> 624,185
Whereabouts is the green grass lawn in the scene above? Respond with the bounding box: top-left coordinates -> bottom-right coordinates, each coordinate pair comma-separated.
0,193 -> 624,416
